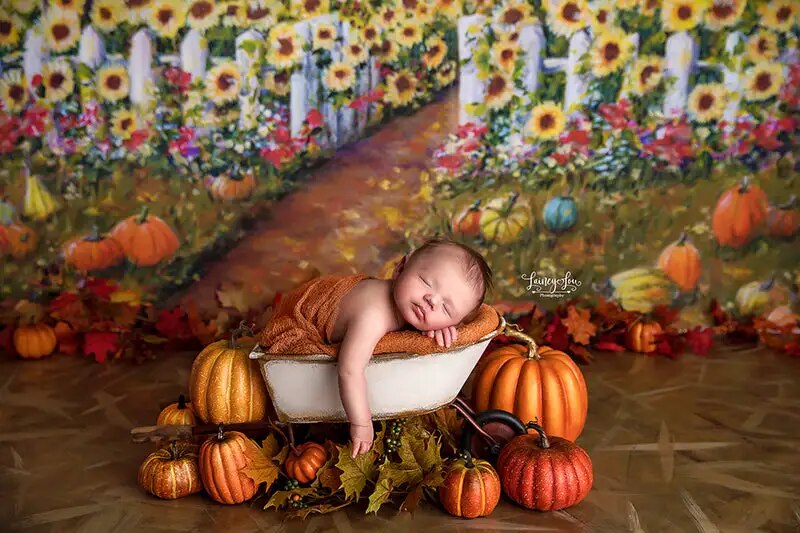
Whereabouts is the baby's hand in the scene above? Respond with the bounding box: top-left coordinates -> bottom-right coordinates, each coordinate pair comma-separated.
349,423 -> 374,458
424,326 -> 458,348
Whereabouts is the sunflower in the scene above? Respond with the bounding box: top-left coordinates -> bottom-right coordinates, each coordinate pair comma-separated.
111,108 -> 138,139
491,40 -> 520,73
313,22 -> 337,51
688,83 -> 726,122
758,1 -> 798,33
205,61 -> 242,104
396,20 -> 423,47
97,64 -> 130,102
12,0 -> 37,15
218,0 -> 247,26
0,69 -> 26,113
187,0 -> 220,31
617,0 -> 638,9
629,55 -> 663,95
245,0 -> 282,30
263,70 -> 290,96
436,60 -> 457,86
423,37 -> 448,70
361,24 -> 381,49
293,0 -> 329,18
662,0 -> 705,32
527,101 -> 566,141
42,58 -> 75,103
549,0 -> 588,37
268,24 -> 305,69
376,39 -> 400,63
704,0 -> 745,30
91,0 -> 124,32
44,8 -> 81,53
435,0 -> 461,20
591,27 -> 633,77
494,28 -> 521,44
495,1 -> 533,26
344,42 -> 369,65
385,70 -> 417,107
125,0 -> 153,24
324,62 -> 355,92
641,0 -> 661,16
51,0 -> 86,13
483,72 -> 514,109
0,10 -> 21,48
590,1 -> 615,33
150,0 -> 187,39
746,30 -> 779,63
376,5 -> 401,29
743,63 -> 785,101
415,1 -> 435,24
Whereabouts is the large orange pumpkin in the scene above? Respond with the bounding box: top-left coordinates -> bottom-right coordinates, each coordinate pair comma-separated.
284,442 -> 328,484
138,441 -> 203,500
198,427 -> 259,504
497,421 -> 593,511
472,325 -> 587,442
657,232 -> 701,291
189,325 -> 269,424
625,320 -> 663,353
209,171 -> 256,201
711,176 -> 768,248
110,206 -> 180,266
766,195 -> 798,239
13,323 -> 57,359
63,227 -> 125,272
157,394 -> 197,426
438,452 -> 501,518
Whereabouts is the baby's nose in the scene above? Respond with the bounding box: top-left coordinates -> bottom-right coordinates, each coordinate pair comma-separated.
426,293 -> 441,308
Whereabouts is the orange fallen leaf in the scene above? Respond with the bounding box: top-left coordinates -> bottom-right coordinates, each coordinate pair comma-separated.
562,305 -> 597,345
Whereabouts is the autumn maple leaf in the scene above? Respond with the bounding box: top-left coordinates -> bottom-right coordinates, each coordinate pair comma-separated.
155,307 -> 192,339
83,331 -> 120,363
562,305 -> 597,345
685,327 -> 713,356
544,315 -> 570,351
81,278 -> 117,301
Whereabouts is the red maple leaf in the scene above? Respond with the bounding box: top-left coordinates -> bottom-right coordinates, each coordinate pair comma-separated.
48,292 -> 79,313
709,299 -> 729,326
685,327 -> 714,356
544,315 -> 570,351
0,325 -> 15,355
654,331 -> 685,359
652,304 -> 680,328
155,307 -> 192,339
785,342 -> 800,357
592,341 -> 626,352
83,331 -> 119,363
82,278 -> 117,301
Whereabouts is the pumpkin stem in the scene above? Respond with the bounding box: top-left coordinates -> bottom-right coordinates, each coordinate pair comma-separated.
137,205 -> 150,224
677,231 -> 689,246
525,420 -> 551,449
178,394 -> 187,409
216,424 -> 225,441
169,440 -> 179,459
738,175 -> 750,193
88,225 -> 101,242
760,275 -> 775,292
469,199 -> 481,212
505,191 -> 520,215
779,195 -> 797,210
230,320 -> 255,349
503,322 -> 540,360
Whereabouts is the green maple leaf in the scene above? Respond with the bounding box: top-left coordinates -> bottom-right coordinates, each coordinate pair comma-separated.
335,444 -> 379,502
365,473 -> 393,514
397,431 -> 443,480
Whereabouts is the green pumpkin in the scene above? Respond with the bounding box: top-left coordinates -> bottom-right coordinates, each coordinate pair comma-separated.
543,196 -> 578,234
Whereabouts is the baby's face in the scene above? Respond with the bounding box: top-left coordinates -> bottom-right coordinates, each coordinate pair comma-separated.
392,248 -> 480,331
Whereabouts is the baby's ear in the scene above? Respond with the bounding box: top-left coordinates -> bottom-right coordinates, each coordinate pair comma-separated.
391,254 -> 408,280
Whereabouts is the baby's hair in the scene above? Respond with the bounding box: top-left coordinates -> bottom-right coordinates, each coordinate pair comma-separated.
406,237 -> 493,323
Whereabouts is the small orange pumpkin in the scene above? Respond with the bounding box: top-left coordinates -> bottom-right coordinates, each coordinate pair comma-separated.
13,323 -> 57,359
625,320 -> 663,353
4,223 -> 37,259
157,394 -> 197,426
138,441 -> 203,500
438,451 -> 501,518
209,171 -> 256,201
766,195 -> 798,239
110,206 -> 180,267
63,227 -> 125,272
284,442 -> 328,484
451,200 -> 482,237
657,232 -> 702,291
198,427 -> 259,505
711,176 -> 768,248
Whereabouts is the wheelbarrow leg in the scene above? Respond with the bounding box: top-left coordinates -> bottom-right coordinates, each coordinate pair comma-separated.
287,423 -> 297,453
451,399 -> 500,449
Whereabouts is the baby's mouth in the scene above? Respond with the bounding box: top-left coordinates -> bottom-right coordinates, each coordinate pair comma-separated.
413,303 -> 426,321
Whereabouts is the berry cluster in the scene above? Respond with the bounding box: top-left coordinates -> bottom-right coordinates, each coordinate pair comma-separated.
289,493 -> 306,510
384,419 -> 406,453
282,478 -> 300,491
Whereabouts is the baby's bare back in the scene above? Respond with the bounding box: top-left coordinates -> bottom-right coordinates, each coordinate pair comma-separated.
329,278 -> 404,344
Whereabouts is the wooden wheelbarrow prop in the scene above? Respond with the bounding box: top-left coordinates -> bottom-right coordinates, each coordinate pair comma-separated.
131,315 -> 539,463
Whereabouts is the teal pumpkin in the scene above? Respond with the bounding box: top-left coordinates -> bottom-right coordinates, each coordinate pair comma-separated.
543,196 -> 578,234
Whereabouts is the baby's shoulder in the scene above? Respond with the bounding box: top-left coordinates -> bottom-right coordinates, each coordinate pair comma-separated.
341,279 -> 394,322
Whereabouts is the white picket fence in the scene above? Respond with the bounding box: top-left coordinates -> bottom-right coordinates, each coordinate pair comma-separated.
15,14 -> 382,148
458,14 -> 794,127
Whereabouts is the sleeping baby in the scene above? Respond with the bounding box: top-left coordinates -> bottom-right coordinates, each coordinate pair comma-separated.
261,237 -> 493,458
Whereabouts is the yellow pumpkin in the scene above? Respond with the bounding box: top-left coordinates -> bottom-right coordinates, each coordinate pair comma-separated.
736,277 -> 791,317
157,394 -> 197,426
209,171 -> 257,201
13,323 -> 57,359
138,441 -> 203,500
479,192 -> 531,245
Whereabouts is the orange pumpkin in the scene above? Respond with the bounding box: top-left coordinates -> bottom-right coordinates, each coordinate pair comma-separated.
625,320 -> 663,353
4,223 -> 37,259
766,195 -> 798,239
657,232 -> 702,291
209,171 -> 256,201
157,394 -> 197,426
711,176 -> 768,248
284,442 -> 328,484
13,323 -> 57,359
138,441 -> 203,499
472,325 -> 588,442
63,227 -> 125,272
110,206 -> 180,267
438,452 -> 501,518
451,200 -> 482,237
198,427 -> 259,504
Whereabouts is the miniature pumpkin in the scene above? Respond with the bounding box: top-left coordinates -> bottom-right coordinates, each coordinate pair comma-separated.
189,325 -> 269,424
497,421 -> 593,511
438,451 -> 501,518
284,442 -> 328,484
766,195 -> 798,238
608,267 -> 675,314
711,176 -> 768,248
736,276 -> 791,317
480,192 -> 531,245
13,323 -> 57,359
451,200 -> 482,237
63,227 -> 125,272
209,171 -> 257,201
625,320 -> 663,353
765,305 -> 799,328
472,325 -> 587,442
110,206 -> 180,266
543,195 -> 578,234
198,427 -> 259,504
157,394 -> 197,426
657,232 -> 701,291
4,223 -> 37,259
138,441 -> 203,500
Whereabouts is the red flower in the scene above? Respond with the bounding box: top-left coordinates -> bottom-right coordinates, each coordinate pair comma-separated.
305,109 -> 323,129
124,129 -> 150,151
435,154 -> 463,171
0,114 -> 20,153
274,127 -> 291,143
31,74 -> 42,87
260,146 -> 295,168
164,67 -> 191,94
599,100 -> 632,130
457,122 -> 487,138
20,105 -> 49,137
560,129 -> 591,146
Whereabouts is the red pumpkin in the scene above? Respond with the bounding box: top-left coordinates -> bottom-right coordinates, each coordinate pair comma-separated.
284,442 -> 328,484
110,206 -> 180,266
766,195 -> 798,238
63,227 -> 125,272
157,394 -> 197,426
497,421 -> 593,511
198,427 -> 259,504
625,320 -> 663,353
657,232 -> 701,291
711,176 -> 768,248
209,171 -> 257,201
451,200 -> 482,237
138,441 -> 203,500
438,452 -> 501,518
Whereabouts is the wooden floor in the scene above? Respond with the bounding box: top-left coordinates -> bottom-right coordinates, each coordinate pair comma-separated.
2,344 -> 799,532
